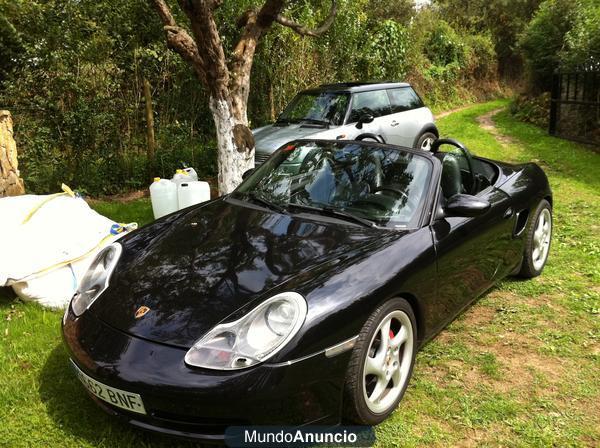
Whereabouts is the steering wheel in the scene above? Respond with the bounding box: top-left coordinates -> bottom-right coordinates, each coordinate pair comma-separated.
350,198 -> 389,212
298,147 -> 326,174
372,185 -> 420,213
430,138 -> 476,194
372,186 -> 408,200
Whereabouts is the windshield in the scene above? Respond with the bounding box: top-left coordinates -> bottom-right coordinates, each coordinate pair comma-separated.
237,141 -> 432,228
277,92 -> 350,126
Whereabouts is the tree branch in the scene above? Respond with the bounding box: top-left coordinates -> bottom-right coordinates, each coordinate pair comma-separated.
150,0 -> 208,85
177,0 -> 230,99
151,0 -> 177,26
275,0 -> 337,37
229,0 -> 287,114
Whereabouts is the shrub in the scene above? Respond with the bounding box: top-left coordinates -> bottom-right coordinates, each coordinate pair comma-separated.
424,21 -> 466,67
561,0 -> 600,70
463,33 -> 497,81
510,93 -> 551,129
519,0 -> 577,92
359,19 -> 410,80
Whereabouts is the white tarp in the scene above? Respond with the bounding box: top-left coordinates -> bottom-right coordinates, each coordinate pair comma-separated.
0,190 -> 136,308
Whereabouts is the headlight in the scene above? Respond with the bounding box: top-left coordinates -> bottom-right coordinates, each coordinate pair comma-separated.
70,243 -> 122,317
185,292 -> 307,370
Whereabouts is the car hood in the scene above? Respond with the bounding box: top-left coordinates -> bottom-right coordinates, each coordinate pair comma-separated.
253,124 -> 333,153
92,197 -> 382,348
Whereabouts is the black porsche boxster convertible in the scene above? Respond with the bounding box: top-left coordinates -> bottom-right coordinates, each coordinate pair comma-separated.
62,138 -> 552,441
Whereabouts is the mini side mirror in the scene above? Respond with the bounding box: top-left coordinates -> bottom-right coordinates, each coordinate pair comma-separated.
355,113 -> 375,129
444,194 -> 490,217
242,168 -> 255,180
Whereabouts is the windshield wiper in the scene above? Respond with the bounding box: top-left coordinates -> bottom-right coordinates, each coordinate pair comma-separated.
300,118 -> 330,128
288,203 -> 375,228
244,192 -> 288,214
275,117 -> 302,126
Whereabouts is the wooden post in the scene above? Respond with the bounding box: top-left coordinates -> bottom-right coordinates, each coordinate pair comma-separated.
143,78 -> 156,163
269,81 -> 276,122
0,110 -> 25,197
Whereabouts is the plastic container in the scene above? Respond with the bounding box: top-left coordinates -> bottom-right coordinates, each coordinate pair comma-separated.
172,169 -> 190,186
177,181 -> 211,210
183,167 -> 198,181
150,178 -> 178,219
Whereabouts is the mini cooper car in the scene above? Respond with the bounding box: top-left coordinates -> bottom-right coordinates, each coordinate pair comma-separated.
63,138 -> 552,441
253,82 -> 438,166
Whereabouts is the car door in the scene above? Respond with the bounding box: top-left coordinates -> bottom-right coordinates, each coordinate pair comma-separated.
344,90 -> 392,141
384,87 -> 427,147
429,152 -> 516,329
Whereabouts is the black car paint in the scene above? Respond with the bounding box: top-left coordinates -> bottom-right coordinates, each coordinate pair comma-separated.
63,306 -> 347,438
93,196 -> 410,349
62,140 -> 552,439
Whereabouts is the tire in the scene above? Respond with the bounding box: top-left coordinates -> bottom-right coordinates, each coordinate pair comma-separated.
518,199 -> 552,278
415,132 -> 437,151
343,297 -> 417,425
356,133 -> 385,143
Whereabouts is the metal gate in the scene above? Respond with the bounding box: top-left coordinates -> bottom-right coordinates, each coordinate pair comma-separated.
549,71 -> 600,146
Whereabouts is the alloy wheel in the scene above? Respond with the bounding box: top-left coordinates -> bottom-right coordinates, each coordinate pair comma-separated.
532,208 -> 551,271
362,310 -> 414,414
420,137 -> 434,151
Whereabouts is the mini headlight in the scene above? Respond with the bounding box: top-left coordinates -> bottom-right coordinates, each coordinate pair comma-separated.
185,292 -> 307,370
70,243 -> 122,317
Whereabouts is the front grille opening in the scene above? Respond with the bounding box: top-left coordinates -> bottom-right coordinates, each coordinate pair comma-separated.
151,410 -> 249,427
150,410 -> 249,431
514,209 -> 529,237
255,152 -> 270,165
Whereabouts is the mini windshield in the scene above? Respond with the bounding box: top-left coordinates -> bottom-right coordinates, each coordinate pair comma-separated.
277,92 -> 350,126
237,141 -> 432,228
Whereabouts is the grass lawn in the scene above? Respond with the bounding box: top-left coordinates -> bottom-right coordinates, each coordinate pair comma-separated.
1,100 -> 598,447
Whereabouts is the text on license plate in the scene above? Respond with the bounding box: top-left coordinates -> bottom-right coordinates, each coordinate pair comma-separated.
70,360 -> 146,415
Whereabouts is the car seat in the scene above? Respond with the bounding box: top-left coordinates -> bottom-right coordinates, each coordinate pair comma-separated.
441,154 -> 463,198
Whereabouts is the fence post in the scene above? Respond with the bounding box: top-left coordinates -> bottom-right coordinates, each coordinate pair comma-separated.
548,73 -> 559,136
143,78 -> 156,163
0,110 -> 25,197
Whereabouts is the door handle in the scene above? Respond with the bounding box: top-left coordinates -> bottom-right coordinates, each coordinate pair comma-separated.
503,207 -> 514,219
390,120 -> 399,127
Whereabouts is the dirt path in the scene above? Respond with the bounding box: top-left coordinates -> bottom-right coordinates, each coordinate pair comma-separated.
475,107 -> 516,145
435,104 -> 474,120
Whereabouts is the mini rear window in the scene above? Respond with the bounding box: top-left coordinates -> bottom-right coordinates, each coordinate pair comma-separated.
348,90 -> 392,122
387,88 -> 424,113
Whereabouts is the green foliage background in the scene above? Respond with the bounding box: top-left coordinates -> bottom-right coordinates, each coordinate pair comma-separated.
0,0 -> 502,195
0,0 -> 595,196
519,0 -> 600,91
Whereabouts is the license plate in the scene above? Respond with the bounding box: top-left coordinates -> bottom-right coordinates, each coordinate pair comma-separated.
71,360 -> 146,415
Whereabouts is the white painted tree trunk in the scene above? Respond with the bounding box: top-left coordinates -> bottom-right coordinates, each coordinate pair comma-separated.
0,110 -> 25,197
209,96 -> 254,195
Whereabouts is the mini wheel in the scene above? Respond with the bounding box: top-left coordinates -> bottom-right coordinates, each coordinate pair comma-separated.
416,132 -> 437,151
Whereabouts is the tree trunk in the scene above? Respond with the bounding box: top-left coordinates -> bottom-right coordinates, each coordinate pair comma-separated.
209,97 -> 254,194
0,110 -> 25,197
150,0 -> 337,194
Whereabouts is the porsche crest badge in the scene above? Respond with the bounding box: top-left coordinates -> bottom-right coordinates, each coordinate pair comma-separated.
135,306 -> 150,319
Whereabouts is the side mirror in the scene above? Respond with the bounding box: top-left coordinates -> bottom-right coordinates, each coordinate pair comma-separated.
355,113 -> 374,130
242,168 -> 255,180
444,194 -> 490,217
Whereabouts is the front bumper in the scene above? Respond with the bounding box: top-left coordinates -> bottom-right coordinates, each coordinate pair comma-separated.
62,307 -> 351,441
